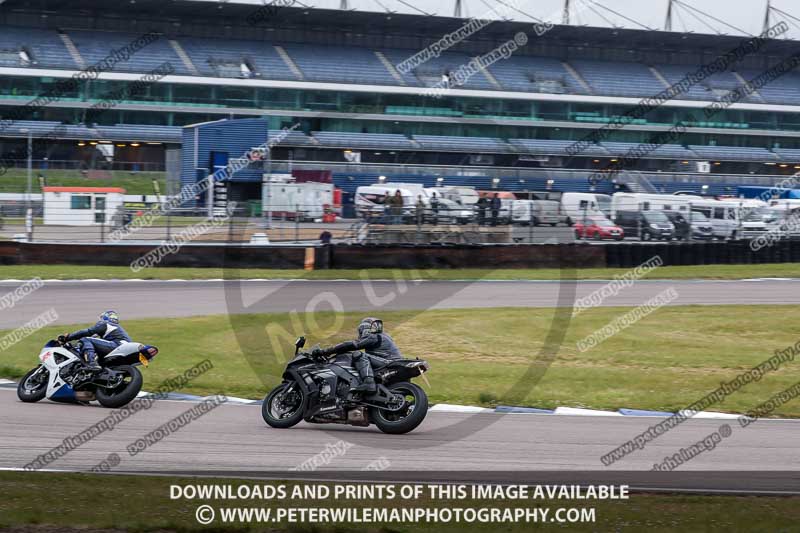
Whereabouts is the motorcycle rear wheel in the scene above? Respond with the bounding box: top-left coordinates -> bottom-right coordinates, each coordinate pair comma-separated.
262,382 -> 307,428
17,366 -> 49,403
96,365 -> 143,408
370,382 -> 428,434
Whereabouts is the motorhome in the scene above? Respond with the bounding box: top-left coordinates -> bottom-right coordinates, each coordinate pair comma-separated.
437,186 -> 480,207
560,192 -> 611,224
610,193 -> 692,218
769,199 -> 800,214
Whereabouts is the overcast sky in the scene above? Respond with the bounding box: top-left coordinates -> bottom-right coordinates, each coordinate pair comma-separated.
202,0 -> 800,38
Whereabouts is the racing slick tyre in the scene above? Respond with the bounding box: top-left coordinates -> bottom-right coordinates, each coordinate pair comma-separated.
17,366 -> 48,403
262,381 -> 307,429
96,365 -> 143,408
370,381 -> 428,435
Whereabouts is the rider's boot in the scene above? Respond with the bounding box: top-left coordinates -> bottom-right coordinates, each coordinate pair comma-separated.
86,357 -> 101,373
82,343 -> 102,373
351,355 -> 377,394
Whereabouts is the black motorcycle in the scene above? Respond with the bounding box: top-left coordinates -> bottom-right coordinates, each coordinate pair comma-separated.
262,337 -> 430,434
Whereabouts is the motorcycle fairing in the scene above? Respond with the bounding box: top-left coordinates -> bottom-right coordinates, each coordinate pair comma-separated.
39,344 -> 82,402
103,341 -> 158,366
283,359 -> 359,419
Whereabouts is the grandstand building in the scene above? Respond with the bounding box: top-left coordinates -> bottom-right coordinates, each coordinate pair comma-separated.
2,0 -> 800,203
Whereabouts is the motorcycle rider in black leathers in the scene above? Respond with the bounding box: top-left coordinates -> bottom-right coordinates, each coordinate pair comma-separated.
58,311 -> 132,372
312,317 -> 401,394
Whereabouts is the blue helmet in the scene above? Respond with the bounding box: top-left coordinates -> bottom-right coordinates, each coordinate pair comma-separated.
99,310 -> 120,324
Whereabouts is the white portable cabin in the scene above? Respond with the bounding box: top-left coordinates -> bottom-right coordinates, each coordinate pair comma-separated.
42,186 -> 125,226
262,174 -> 334,220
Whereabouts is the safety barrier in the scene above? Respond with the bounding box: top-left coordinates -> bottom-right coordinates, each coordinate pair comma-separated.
2,239 -> 798,270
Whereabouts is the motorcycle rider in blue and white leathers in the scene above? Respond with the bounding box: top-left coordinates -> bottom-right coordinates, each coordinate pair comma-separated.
58,311 -> 131,372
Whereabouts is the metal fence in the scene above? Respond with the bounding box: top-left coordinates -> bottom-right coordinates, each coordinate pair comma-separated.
0,204 -> 357,244
1,198 -> 798,246
0,159 -> 166,173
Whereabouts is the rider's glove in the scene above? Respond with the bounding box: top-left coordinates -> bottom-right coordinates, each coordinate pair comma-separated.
57,334 -> 68,344
311,348 -> 326,361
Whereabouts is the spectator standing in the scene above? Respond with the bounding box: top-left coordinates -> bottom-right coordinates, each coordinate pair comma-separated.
390,190 -> 404,225
415,194 -> 426,226
490,193 -> 501,227
430,192 -> 439,226
382,199 -> 392,224
476,195 -> 488,226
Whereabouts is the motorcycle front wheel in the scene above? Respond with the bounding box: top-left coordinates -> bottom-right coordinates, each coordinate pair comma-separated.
95,365 -> 143,408
262,381 -> 307,428
370,381 -> 428,434
17,366 -> 49,403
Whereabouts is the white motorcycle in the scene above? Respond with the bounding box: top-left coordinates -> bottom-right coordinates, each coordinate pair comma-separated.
17,339 -> 159,408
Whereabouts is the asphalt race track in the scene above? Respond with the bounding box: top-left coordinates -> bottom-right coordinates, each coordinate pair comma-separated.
0,390 -> 798,492
1,278 -> 798,328
2,278 -> 799,492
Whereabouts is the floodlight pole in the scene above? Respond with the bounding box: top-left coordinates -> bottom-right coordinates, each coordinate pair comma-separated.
665,0 -> 674,31
26,130 -> 32,209
264,146 -> 273,229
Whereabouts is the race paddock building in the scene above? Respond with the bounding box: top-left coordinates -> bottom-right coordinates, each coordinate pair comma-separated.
1,0 -> 800,208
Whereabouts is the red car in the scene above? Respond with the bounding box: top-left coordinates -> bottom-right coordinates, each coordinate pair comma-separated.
574,217 -> 624,241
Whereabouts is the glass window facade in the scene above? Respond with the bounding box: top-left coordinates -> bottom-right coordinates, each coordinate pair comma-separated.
2,75 -> 800,148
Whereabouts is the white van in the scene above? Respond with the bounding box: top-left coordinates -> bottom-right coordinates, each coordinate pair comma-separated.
561,192 -> 611,225
681,197 -> 750,240
511,199 -> 566,225
354,185 -> 417,220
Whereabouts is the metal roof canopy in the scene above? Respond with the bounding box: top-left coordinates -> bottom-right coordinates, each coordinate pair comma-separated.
1,0 -> 798,60
14,0 -> 796,36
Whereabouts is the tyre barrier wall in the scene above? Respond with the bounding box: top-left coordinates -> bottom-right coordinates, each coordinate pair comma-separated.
0,240 -> 798,270
0,242 -> 308,269
603,239 -> 800,268
324,243 -> 606,269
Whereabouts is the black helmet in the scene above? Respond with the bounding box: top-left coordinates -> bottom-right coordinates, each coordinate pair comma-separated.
357,317 -> 383,339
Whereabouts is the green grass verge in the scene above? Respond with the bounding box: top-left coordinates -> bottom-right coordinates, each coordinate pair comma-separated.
0,471 -> 798,532
0,169 -> 166,195
2,305 -> 799,416
0,262 -> 799,280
